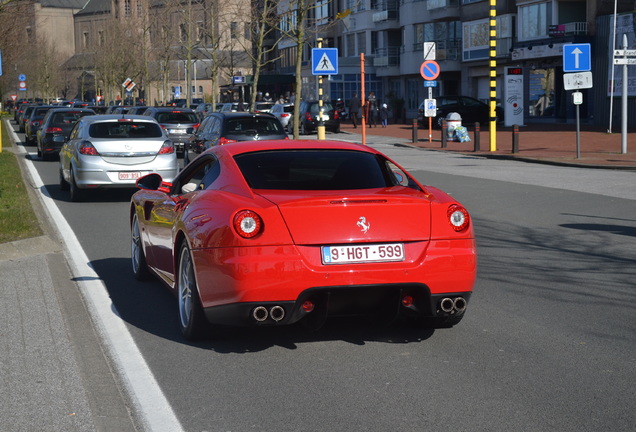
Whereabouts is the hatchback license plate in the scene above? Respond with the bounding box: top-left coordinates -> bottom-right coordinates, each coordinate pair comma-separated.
321,243 -> 404,265
169,129 -> 185,134
119,172 -> 142,180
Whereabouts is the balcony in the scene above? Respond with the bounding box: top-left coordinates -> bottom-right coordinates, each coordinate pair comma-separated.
373,46 -> 401,67
372,0 -> 399,23
413,40 -> 461,61
548,22 -> 588,37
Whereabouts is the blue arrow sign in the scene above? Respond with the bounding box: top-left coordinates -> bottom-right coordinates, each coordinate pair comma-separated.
312,48 -> 338,75
563,44 -> 591,72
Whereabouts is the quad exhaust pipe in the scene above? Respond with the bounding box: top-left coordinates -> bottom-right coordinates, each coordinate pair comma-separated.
439,297 -> 467,314
251,305 -> 286,323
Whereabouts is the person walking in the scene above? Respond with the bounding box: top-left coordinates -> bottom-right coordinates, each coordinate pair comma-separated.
367,92 -> 378,127
379,103 -> 389,128
349,94 -> 361,128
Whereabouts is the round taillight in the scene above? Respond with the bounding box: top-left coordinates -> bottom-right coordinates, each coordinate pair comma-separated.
447,204 -> 470,232
233,210 -> 263,238
302,301 -> 315,312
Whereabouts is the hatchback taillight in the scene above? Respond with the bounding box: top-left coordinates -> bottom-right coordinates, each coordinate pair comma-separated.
305,112 -> 313,121
158,140 -> 175,154
79,141 -> 99,156
46,127 -> 63,133
281,113 -> 290,118
333,110 -> 339,120
218,137 -> 237,145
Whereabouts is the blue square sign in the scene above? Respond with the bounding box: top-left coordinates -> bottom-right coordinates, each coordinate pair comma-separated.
563,44 -> 591,72
312,48 -> 338,75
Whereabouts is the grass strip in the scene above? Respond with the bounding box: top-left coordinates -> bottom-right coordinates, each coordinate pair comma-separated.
0,117 -> 42,243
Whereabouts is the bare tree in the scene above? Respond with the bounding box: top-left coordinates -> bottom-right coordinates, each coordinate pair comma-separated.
227,0 -> 284,111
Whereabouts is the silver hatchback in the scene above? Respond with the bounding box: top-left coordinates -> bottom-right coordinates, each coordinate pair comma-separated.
59,115 -> 178,202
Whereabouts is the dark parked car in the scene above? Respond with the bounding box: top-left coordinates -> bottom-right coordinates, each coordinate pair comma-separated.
25,105 -> 55,145
194,102 -> 215,120
36,107 -> 95,160
187,112 -> 287,155
142,107 -> 199,155
417,95 -> 503,128
19,105 -> 38,133
288,100 -> 340,135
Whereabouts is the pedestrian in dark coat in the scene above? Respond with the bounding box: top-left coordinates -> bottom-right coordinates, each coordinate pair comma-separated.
349,94 -> 361,128
367,92 -> 378,127
379,103 -> 389,127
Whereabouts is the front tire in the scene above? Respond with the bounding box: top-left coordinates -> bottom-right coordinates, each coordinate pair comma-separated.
131,213 -> 150,281
177,242 -> 208,340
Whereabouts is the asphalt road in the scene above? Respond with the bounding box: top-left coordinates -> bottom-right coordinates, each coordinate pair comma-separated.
14,125 -> 636,431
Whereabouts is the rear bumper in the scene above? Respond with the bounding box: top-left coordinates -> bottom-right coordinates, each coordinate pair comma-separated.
203,285 -> 472,327
74,156 -> 178,188
193,238 -> 476,327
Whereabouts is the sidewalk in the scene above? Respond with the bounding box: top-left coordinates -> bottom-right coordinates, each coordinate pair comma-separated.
339,120 -> 636,169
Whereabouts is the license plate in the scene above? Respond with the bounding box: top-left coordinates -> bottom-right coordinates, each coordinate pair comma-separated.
316,115 -> 329,121
118,172 -> 142,180
321,243 -> 405,265
169,129 -> 185,134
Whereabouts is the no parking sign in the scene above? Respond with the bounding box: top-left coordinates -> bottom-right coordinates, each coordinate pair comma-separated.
420,60 -> 440,81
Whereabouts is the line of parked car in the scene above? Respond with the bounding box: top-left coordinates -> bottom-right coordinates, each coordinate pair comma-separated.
12,98 -> 346,203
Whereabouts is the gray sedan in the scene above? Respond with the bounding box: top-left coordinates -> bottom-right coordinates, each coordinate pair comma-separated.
59,115 -> 178,202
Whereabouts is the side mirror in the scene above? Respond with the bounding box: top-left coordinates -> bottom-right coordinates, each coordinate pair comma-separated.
136,173 -> 163,191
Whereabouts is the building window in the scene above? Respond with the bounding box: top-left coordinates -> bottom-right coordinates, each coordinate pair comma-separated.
230,22 -> 238,39
356,32 -> 366,55
180,23 -> 187,42
346,33 -> 355,57
137,0 -> 142,16
315,0 -> 329,26
83,31 -> 89,48
280,9 -> 297,33
98,30 -> 104,47
196,21 -> 204,42
519,2 -> 550,40
124,0 -> 131,18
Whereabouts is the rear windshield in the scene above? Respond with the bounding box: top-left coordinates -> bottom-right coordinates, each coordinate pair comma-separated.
234,150 -> 393,190
35,108 -> 52,116
89,121 -> 163,139
225,118 -> 285,136
155,112 -> 198,124
309,102 -> 334,114
51,111 -> 93,125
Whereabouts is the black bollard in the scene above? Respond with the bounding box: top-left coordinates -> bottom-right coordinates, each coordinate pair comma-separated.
512,124 -> 519,153
473,122 -> 480,152
441,119 -> 447,148
412,119 -> 418,143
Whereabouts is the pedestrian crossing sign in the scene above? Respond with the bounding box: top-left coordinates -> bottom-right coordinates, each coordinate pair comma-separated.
312,48 -> 338,75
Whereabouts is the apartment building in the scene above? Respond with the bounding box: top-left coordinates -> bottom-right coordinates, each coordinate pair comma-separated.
274,0 -> 635,127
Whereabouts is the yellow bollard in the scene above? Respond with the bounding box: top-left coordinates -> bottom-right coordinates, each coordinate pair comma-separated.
317,125 -> 326,140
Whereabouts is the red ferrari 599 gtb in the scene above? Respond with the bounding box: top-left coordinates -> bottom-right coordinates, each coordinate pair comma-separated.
130,140 -> 476,339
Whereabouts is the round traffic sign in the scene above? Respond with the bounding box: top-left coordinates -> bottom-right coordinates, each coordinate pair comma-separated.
420,60 -> 440,80
18,74 -> 26,81
19,81 -> 26,89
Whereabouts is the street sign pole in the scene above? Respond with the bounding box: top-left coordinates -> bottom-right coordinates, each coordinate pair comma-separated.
621,35 -> 628,154
316,39 -> 325,140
